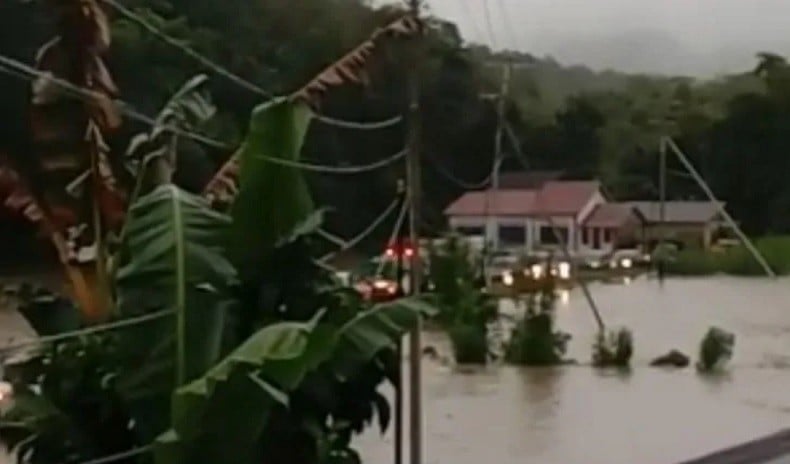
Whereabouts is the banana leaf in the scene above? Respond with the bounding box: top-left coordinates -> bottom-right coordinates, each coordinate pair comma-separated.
328,297 -> 436,381
115,185 -> 238,388
223,99 -> 314,277
152,297 -> 434,464
152,315 -> 321,464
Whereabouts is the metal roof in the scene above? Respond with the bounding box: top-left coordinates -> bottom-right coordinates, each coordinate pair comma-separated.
444,181 -> 600,217
625,201 -> 724,224
583,203 -> 643,228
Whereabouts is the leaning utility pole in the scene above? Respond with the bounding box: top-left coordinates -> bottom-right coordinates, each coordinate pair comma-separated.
405,1 -> 424,464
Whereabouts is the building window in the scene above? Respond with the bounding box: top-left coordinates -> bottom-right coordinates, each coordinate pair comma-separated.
456,226 -> 484,236
582,228 -> 590,245
499,226 -> 526,245
540,226 -> 568,245
603,229 -> 613,243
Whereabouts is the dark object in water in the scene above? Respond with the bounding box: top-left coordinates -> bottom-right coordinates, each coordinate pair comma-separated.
650,350 -> 690,368
422,345 -> 439,359
697,327 -> 735,372
593,327 -> 634,367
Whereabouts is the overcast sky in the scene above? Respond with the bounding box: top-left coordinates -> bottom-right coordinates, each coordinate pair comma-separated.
380,0 -> 790,76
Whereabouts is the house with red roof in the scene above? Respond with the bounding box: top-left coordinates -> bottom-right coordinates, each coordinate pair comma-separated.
445,180 -> 645,255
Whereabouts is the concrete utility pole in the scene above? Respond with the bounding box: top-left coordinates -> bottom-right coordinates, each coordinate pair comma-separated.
658,137 -> 667,282
489,61 -> 512,252
405,1 -> 424,464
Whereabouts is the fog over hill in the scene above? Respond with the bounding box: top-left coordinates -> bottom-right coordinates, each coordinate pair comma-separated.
381,0 -> 790,77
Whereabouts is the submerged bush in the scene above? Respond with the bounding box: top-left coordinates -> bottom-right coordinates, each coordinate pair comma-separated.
592,327 -> 634,367
428,234 -> 497,365
665,236 -> 790,276
448,323 -> 489,365
505,279 -> 571,366
697,327 -> 735,371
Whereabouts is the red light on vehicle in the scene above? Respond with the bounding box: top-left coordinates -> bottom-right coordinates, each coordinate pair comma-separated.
403,247 -> 414,258
385,247 -> 396,258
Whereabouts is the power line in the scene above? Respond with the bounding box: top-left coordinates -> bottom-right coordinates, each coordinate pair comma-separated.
0,55 -> 230,149
494,0 -> 519,49
103,0 -> 402,131
257,150 -> 406,174
103,0 -> 270,97
481,0 -> 499,49
59,446 -> 151,464
319,196 -> 401,263
0,310 -> 174,356
453,0 -> 485,43
376,199 -> 409,276
427,156 -> 492,189
0,54 -> 408,175
313,113 -> 403,130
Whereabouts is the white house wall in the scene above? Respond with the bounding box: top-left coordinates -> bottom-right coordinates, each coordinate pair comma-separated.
448,191 -> 607,255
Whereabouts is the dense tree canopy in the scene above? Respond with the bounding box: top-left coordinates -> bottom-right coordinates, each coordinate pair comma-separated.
1,0 -> 789,255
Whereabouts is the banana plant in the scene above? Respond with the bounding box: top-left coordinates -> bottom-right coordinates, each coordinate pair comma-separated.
2,14 -> 430,464
0,0 -> 125,321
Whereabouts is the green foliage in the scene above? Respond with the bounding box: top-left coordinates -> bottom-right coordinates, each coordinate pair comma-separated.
229,99 -> 314,276
1,335 -> 139,464
116,184 -> 237,385
697,327 -> 735,372
592,327 -> 634,368
505,280 -> 571,366
448,323 -> 488,365
427,235 -> 496,364
2,84 -> 437,464
665,236 -> 790,276
124,74 -> 217,194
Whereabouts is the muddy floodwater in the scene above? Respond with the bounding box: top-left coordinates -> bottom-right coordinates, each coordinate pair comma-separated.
357,277 -> 790,464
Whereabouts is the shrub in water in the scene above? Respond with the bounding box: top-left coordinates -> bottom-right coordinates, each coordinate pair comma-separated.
428,234 -> 497,364
592,327 -> 634,367
505,278 -> 571,366
697,327 -> 735,371
448,323 -> 489,364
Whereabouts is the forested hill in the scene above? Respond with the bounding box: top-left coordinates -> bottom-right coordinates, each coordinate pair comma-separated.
0,0 -> 788,250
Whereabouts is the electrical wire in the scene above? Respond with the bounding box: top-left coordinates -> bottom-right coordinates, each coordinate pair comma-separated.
481,0 -> 499,49
103,0 -> 402,131
58,446 -> 151,464
317,229 -> 348,247
0,53 -> 408,175
319,197 -> 401,263
454,0 -> 485,44
427,155 -> 492,189
375,199 -> 409,276
0,310 -> 174,356
256,150 -> 406,174
494,0 -> 519,49
0,54 -> 230,149
312,113 -> 403,130
103,0 -> 270,97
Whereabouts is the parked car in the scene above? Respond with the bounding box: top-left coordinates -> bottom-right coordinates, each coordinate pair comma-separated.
609,248 -> 650,269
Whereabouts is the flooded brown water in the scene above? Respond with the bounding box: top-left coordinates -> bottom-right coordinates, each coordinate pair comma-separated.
358,277 -> 790,464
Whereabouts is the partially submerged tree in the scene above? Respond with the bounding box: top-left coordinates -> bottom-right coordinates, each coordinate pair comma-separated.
427,234 -> 496,364
505,277 -> 571,366
697,327 -> 735,372
592,327 -> 634,368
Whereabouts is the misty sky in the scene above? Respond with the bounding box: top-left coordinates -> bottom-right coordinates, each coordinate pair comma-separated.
380,0 -> 790,76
